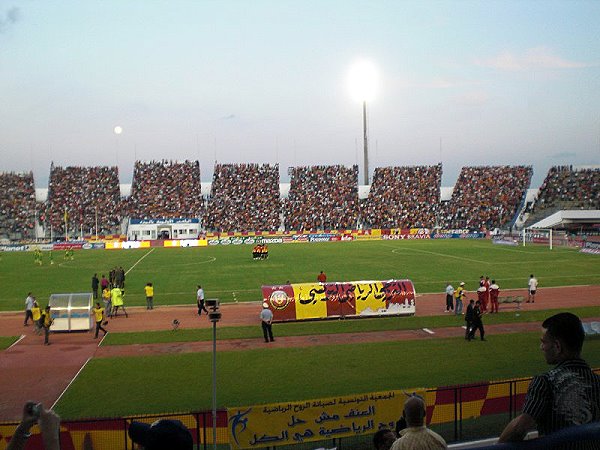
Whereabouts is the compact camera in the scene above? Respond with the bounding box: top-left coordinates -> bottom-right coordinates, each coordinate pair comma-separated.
27,403 -> 42,419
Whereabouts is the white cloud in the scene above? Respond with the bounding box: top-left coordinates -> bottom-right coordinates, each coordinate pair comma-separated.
475,47 -> 594,71
452,90 -> 490,107
394,76 -> 480,90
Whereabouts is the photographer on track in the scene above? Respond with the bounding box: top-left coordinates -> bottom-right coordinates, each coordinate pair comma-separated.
7,402 -> 61,450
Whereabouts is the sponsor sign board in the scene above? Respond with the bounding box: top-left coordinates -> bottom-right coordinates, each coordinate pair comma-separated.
262,279 -> 415,322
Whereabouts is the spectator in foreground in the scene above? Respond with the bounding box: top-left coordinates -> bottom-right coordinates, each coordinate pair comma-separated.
373,428 -> 397,450
390,394 -> 447,450
129,419 -> 193,450
7,402 -> 61,450
498,312 -> 600,443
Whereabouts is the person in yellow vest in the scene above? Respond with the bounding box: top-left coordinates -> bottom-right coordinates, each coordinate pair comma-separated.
31,301 -> 42,335
144,282 -> 154,310
102,287 -> 112,318
92,302 -> 108,339
111,286 -> 128,318
40,306 -> 53,345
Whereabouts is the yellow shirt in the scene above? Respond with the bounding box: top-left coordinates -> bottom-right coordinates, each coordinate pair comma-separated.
102,288 -> 110,300
111,288 -> 123,306
31,306 -> 41,321
42,311 -> 53,328
144,285 -> 154,297
93,306 -> 104,322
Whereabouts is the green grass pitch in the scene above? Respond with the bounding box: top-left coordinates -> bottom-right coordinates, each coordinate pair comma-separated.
2,239 -> 599,311
54,332 -> 600,419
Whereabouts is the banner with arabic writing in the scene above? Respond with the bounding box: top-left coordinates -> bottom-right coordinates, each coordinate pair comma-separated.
227,390 -> 419,449
261,280 -> 415,322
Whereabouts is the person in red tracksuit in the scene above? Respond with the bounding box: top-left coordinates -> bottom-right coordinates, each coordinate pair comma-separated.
489,280 -> 500,313
477,286 -> 487,311
484,276 -> 491,311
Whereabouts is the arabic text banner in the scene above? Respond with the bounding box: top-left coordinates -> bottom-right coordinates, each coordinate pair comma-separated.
227,390 -> 416,449
261,280 -> 415,322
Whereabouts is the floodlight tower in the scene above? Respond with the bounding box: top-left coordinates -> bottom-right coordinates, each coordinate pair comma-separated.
348,60 -> 378,185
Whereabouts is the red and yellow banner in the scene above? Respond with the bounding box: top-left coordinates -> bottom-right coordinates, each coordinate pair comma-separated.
262,280 -> 416,321
227,390 -> 415,449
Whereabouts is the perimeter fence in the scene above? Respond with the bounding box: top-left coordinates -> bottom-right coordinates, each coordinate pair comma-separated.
1,370 -> 599,450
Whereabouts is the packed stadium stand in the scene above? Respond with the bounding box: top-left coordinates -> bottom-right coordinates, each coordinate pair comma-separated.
45,164 -> 122,235
525,166 -> 600,227
440,165 -> 533,230
203,163 -> 281,232
127,160 -> 203,220
0,171 -> 37,240
6,162 -> 600,239
361,164 -> 442,229
283,165 -> 360,230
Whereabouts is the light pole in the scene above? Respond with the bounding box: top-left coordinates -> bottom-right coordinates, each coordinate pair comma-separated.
362,100 -> 368,186
348,60 -> 378,186
205,298 -> 221,450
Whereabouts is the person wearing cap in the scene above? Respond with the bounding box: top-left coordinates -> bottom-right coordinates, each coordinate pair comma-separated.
260,302 -> 274,343
129,419 -> 193,450
454,282 -> 465,315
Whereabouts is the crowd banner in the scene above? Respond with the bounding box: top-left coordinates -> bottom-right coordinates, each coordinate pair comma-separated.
262,279 -> 415,322
227,390 -> 416,449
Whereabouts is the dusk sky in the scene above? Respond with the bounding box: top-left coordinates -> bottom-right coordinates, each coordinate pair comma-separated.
1,0 -> 599,188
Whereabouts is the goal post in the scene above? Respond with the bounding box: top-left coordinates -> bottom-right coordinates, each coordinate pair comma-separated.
522,228 -> 554,250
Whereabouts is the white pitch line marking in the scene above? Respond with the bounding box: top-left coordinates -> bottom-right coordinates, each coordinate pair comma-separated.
8,335 -> 26,349
125,248 -> 155,275
51,357 -> 91,410
422,328 -> 435,334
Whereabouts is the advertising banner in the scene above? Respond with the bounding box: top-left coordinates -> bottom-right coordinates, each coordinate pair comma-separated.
52,242 -> 85,250
105,241 -> 151,250
227,390 -> 409,449
130,218 -> 199,225
262,279 -> 415,322
581,241 -> 600,255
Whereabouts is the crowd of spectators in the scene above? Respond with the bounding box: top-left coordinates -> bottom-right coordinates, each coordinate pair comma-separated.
440,165 -> 532,230
283,165 -> 360,230
203,163 -> 281,232
127,160 -> 204,220
0,171 -> 37,240
13,161 -> 600,240
45,164 -> 122,235
530,166 -> 600,213
361,164 -> 442,229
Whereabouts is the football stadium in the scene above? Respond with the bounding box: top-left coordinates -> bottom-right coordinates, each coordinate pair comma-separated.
2,2 -> 600,450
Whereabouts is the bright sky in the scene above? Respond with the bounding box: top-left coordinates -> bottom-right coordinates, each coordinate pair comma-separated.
1,0 -> 599,188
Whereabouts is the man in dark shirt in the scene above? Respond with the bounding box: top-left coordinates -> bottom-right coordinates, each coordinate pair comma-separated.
499,312 -> 600,443
465,299 -> 475,340
91,273 -> 99,299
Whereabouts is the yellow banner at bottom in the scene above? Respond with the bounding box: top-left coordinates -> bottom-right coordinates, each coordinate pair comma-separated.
227,389 -> 424,449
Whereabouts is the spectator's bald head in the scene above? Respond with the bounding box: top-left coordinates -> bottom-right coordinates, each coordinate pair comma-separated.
403,395 -> 426,427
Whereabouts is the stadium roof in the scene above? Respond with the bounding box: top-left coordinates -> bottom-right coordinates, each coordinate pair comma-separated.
530,210 -> 600,229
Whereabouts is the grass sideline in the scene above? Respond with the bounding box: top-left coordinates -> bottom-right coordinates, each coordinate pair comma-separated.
102,306 -> 600,346
54,331 -> 600,419
0,336 -> 20,350
2,240 -> 600,310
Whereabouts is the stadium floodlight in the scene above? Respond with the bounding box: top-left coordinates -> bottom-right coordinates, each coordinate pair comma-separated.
347,60 -> 378,185
205,298 -> 221,450
113,125 -> 123,135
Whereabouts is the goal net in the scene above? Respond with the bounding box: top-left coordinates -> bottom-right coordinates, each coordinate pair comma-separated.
522,228 -> 569,250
